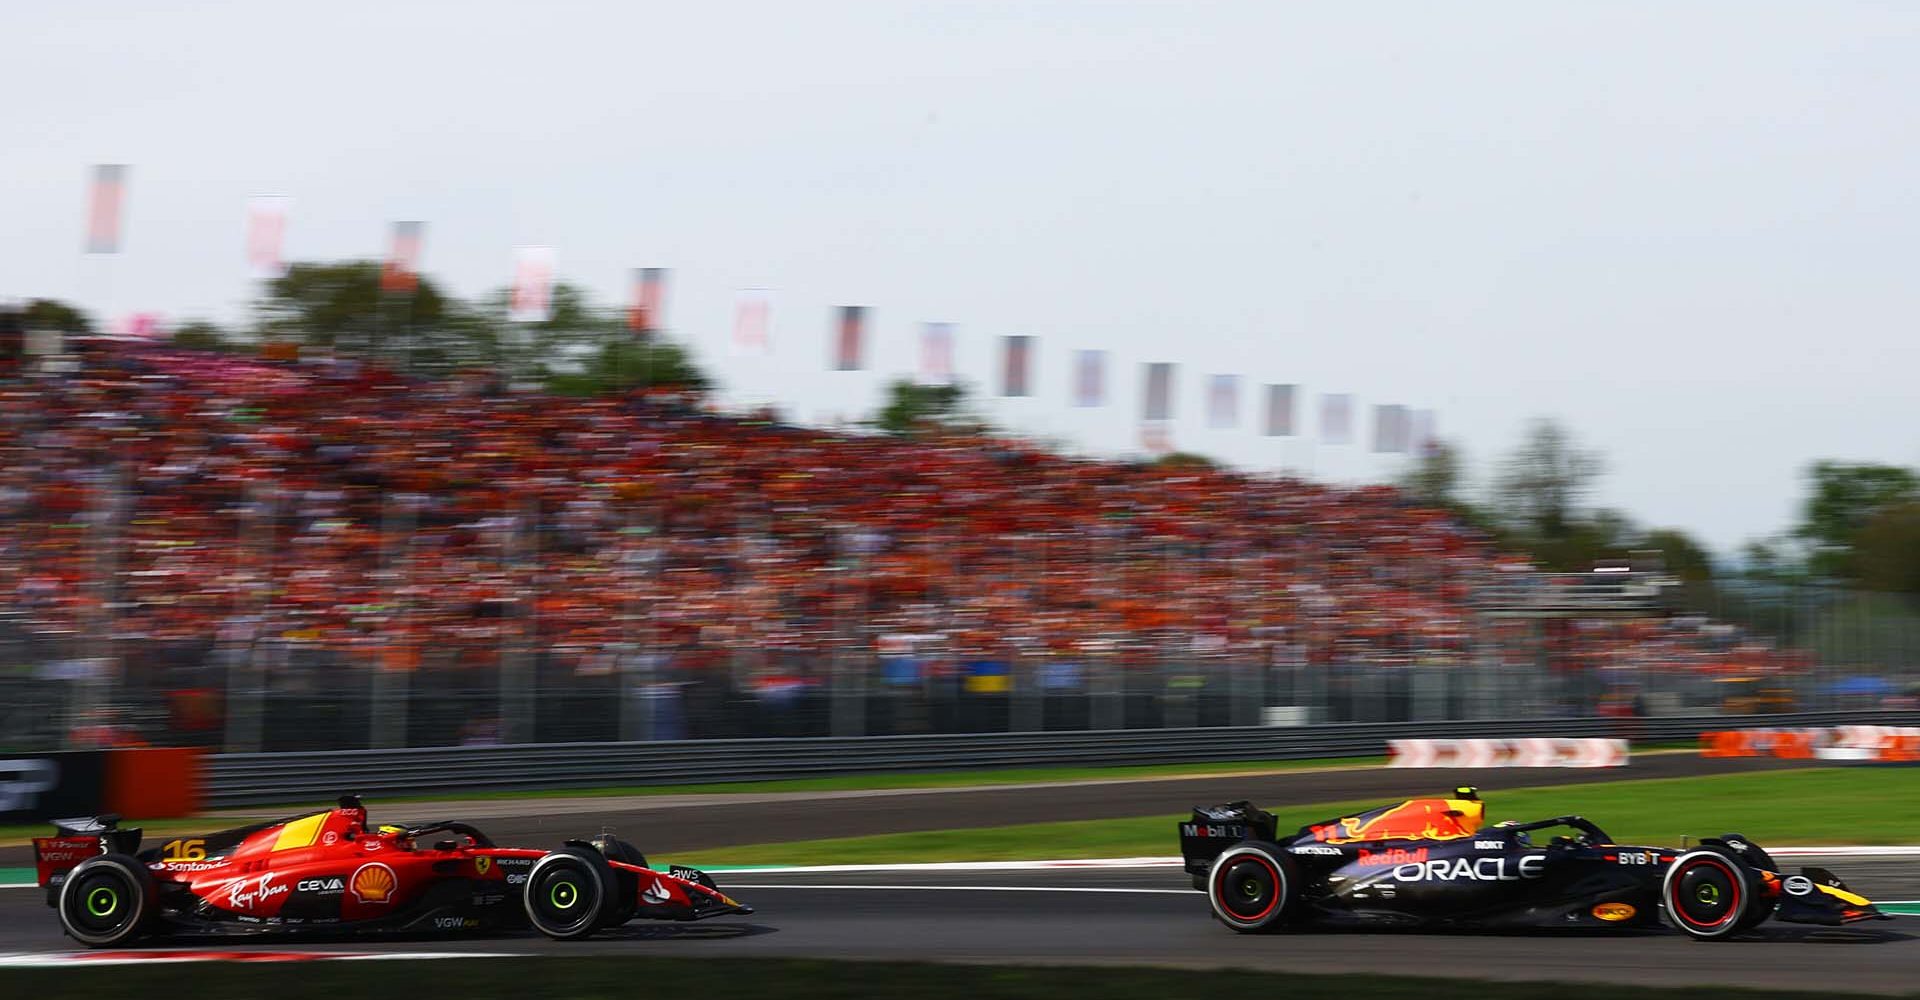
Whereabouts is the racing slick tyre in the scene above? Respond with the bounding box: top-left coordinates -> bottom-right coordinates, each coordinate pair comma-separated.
1664,848 -> 1764,940
58,854 -> 155,947
1206,842 -> 1299,933
1713,835 -> 1778,933
524,847 -> 616,940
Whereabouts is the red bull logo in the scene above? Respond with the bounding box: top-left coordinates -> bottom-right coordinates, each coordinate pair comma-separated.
1355,847 -> 1427,868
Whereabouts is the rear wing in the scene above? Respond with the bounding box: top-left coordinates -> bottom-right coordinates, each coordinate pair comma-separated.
1177,801 -> 1278,882
32,815 -> 141,905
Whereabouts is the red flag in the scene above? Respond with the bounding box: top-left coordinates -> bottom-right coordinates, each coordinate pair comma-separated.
85,164 -> 127,254
732,289 -> 772,356
628,267 -> 666,333
382,222 -> 424,292
833,306 -> 868,371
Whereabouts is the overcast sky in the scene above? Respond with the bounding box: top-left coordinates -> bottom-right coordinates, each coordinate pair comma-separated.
5,1 -> 1917,553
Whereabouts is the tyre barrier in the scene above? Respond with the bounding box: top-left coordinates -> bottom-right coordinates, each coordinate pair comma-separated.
190,708 -> 1920,806
1387,737 -> 1627,768
1700,726 -> 1920,762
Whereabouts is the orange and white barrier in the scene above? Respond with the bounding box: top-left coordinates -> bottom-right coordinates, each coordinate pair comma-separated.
1699,726 -> 1920,762
1387,738 -> 1627,768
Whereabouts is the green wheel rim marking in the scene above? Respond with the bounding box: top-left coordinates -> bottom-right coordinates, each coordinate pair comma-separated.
1697,883 -> 1720,905
86,887 -> 118,918
550,880 -> 579,909
1242,879 -> 1260,898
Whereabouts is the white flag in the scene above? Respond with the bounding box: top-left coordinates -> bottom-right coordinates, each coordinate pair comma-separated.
508,246 -> 556,323
1207,374 -> 1240,429
919,322 -> 955,384
244,196 -> 290,280
1320,393 -> 1354,445
732,289 -> 773,357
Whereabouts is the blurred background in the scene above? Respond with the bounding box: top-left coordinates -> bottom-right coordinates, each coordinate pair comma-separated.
3,2 -> 1918,754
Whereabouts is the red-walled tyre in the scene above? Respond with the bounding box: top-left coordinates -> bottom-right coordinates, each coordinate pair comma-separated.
1664,848 -> 1762,940
1206,842 -> 1298,933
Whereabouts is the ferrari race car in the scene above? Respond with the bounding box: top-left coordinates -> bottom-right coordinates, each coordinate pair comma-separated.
1179,787 -> 1888,939
32,794 -> 751,946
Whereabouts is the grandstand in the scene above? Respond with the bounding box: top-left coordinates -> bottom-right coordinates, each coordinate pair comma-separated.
0,341 -> 1825,750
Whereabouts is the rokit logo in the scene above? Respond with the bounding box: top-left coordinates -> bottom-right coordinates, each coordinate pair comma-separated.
1393,855 -> 1545,883
297,876 -> 346,894
1474,840 -> 1506,850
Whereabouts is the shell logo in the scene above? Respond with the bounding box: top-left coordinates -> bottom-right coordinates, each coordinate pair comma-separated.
351,863 -> 398,904
1591,902 -> 1637,922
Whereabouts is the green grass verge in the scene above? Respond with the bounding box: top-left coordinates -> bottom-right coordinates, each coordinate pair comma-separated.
670,767 -> 1920,866
0,956 -> 1905,1000
386,754 -> 1389,802
0,756 -> 1384,845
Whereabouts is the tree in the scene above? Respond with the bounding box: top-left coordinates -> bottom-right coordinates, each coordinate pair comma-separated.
872,379 -> 972,435
1398,439 -> 1465,510
1152,451 -> 1219,470
549,338 -> 712,396
259,261 -> 450,354
170,320 -> 230,352
1796,461 -> 1918,578
23,299 -> 92,334
1641,527 -> 1716,585
1493,418 -> 1604,542
1851,502 -> 1920,594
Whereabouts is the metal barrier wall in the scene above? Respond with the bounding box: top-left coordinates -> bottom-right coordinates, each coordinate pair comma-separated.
201,708 -> 1920,807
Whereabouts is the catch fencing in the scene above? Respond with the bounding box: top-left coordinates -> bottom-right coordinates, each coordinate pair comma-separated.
201,708 -> 1920,807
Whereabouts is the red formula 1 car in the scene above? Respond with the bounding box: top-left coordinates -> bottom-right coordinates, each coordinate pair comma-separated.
32,795 -> 752,946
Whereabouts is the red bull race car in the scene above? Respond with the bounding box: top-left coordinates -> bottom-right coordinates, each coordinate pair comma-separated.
31,795 -> 752,946
1178,787 -> 1887,940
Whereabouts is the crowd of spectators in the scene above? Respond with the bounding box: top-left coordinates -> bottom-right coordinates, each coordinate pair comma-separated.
0,342 -> 1812,742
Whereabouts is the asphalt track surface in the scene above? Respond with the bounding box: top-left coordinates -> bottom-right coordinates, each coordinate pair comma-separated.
0,753 -> 1809,868
2,860 -> 1917,992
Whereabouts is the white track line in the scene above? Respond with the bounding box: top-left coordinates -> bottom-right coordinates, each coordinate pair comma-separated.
704,857 -> 1182,874
700,849 -> 1920,874
8,849 -> 1917,889
0,951 -> 516,967
725,883 -> 1192,894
